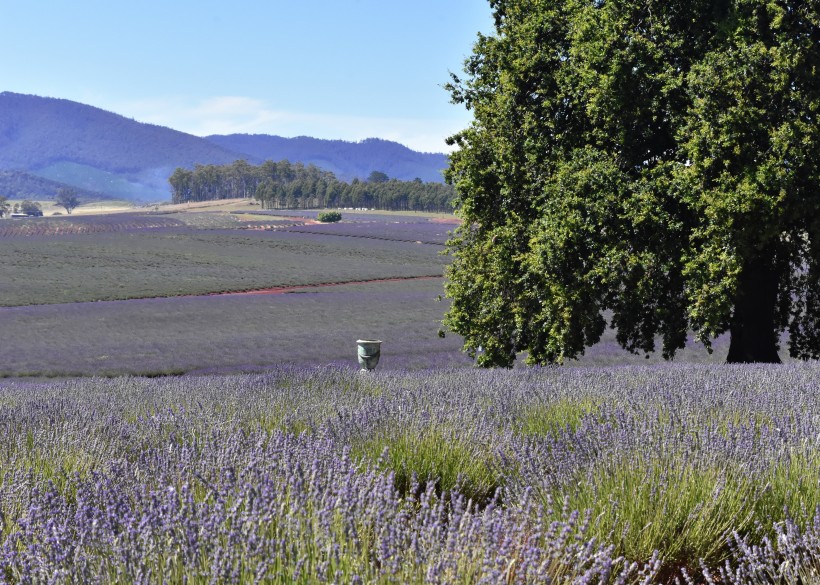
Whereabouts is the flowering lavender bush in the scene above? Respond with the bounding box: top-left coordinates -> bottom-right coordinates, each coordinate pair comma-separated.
0,364 -> 817,583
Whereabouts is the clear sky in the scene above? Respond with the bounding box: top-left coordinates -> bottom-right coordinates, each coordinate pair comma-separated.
0,1 -> 493,153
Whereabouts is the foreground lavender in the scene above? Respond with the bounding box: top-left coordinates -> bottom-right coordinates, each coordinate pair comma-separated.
0,365 -> 817,583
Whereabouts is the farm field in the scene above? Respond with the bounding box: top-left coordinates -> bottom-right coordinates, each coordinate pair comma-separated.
0,274 -> 734,379
0,205 -> 735,377
0,278 -> 471,378
0,365 -> 817,583
1,204 -> 814,584
0,207 -> 467,376
0,216 -> 447,307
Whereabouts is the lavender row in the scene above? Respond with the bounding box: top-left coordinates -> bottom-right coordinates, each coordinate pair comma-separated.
0,365 -> 817,582
283,220 -> 452,245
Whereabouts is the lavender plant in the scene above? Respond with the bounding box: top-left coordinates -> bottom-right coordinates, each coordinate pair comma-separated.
0,364 -> 816,583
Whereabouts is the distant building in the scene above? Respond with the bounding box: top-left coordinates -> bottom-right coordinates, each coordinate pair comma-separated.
10,210 -> 42,218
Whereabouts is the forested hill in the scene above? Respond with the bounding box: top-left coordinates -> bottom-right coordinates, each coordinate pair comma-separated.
205,135 -> 448,183
0,92 -> 450,201
0,92 -> 242,200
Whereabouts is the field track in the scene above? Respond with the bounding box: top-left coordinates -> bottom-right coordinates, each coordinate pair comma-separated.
203,274 -> 444,297
0,275 -> 445,311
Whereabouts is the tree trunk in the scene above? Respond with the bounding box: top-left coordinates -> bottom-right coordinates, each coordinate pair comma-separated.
726,254 -> 781,363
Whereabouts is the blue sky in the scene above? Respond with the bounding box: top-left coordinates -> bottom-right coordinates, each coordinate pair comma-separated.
0,1 -> 493,153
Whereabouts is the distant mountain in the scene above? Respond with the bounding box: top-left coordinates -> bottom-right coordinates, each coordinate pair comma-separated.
0,92 -> 245,201
205,135 -> 448,183
0,92 -> 450,201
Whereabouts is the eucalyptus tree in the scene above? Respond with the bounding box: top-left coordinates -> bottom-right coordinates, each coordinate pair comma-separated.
55,188 -> 80,214
444,0 -> 820,365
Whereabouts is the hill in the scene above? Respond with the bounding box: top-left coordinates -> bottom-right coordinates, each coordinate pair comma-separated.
0,170 -> 103,201
0,92 -> 450,201
204,135 -> 449,183
0,92 -> 243,200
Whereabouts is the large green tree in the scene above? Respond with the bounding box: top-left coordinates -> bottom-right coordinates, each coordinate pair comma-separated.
444,0 -> 820,365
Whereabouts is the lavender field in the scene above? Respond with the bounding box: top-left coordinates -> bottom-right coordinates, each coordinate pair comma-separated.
0,365 -> 817,583
1,227 -> 446,307
0,279 -> 472,378
1,208 -> 816,583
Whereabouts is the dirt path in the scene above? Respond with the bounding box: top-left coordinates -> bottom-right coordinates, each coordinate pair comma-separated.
0,275 -> 446,311
200,274 -> 444,297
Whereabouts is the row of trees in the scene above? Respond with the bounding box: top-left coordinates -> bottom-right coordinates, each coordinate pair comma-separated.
169,160 -> 456,212
0,189 -> 81,217
0,198 -> 41,217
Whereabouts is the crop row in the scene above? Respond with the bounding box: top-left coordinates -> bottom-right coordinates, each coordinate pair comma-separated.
0,215 -> 186,238
0,365 -> 817,583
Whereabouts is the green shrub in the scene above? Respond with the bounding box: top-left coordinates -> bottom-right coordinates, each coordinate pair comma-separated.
317,210 -> 342,223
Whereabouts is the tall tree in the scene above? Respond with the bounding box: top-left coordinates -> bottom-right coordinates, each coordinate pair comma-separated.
368,170 -> 390,183
444,0 -> 820,365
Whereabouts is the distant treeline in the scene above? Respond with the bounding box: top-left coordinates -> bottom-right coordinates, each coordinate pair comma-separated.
168,160 -> 456,212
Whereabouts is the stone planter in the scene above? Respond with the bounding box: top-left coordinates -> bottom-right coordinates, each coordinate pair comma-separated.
356,340 -> 382,371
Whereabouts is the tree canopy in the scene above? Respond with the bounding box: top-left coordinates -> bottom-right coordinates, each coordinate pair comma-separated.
444,0 -> 820,366
55,188 -> 80,214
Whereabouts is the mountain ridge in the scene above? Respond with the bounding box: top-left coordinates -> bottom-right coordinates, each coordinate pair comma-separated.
0,92 -> 450,201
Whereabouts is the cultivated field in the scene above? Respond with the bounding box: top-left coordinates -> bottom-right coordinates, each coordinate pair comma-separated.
0,365 -> 817,583
0,210 -> 447,307
0,278 -> 470,378
1,202 -> 814,584
0,205 -> 463,377
0,204 -> 729,377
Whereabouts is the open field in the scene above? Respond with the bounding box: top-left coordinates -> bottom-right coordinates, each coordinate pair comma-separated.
0,205 -> 815,584
0,278 -> 471,378
0,206 -> 734,377
0,365 -> 817,583
0,208 -> 462,376
0,275 -> 734,378
1,223 -> 446,307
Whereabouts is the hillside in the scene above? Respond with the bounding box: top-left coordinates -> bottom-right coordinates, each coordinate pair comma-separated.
205,135 -> 449,183
0,92 -> 451,201
0,92 -> 243,200
0,170 -> 104,201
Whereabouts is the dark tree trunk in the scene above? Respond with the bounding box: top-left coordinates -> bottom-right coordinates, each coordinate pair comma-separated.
726,254 -> 781,363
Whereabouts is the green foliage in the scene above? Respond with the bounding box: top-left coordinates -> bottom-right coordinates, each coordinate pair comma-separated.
317,210 -> 342,223
367,170 -> 390,183
352,427 -> 502,505
55,187 -> 80,214
516,398 -> 600,436
19,200 -> 42,216
534,435 -> 820,571
445,0 -> 820,365
170,159 -> 455,212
